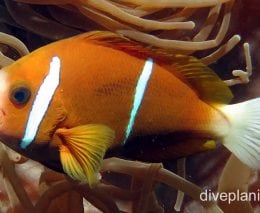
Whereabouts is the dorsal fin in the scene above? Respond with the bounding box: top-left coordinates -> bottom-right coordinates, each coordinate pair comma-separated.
77,31 -> 153,59
166,54 -> 233,104
77,31 -> 233,104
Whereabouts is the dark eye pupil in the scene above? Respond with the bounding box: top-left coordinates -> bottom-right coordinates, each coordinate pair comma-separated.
10,86 -> 31,105
14,90 -> 26,103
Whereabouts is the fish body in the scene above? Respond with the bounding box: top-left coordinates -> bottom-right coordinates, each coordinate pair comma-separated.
0,31 -> 259,184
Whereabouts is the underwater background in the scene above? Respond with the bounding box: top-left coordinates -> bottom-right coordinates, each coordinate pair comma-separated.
0,0 -> 259,212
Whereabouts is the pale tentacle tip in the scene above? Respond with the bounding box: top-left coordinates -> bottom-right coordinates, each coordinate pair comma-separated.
243,42 -> 249,48
188,21 -> 195,29
233,34 -> 241,41
232,70 -> 250,84
224,41 -> 252,87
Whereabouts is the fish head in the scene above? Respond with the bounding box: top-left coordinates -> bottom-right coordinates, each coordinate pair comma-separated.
0,53 -> 67,161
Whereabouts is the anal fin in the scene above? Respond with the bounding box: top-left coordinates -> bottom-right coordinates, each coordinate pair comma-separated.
122,132 -> 217,162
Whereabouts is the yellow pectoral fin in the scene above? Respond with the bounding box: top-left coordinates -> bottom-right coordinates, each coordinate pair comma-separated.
56,124 -> 115,185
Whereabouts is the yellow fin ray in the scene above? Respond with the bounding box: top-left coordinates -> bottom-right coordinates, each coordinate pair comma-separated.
59,145 -> 86,180
56,124 -> 115,185
203,140 -> 216,150
169,54 -> 233,104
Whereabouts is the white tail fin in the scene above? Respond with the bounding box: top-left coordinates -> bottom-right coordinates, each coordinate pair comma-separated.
221,98 -> 260,170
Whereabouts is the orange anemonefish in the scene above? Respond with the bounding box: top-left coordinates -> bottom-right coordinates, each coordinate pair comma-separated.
0,31 -> 259,185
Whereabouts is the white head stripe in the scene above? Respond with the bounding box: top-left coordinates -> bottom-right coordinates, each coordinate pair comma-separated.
20,56 -> 61,149
124,58 -> 154,144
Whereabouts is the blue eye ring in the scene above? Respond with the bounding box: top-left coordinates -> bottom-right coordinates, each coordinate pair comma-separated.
10,86 -> 31,105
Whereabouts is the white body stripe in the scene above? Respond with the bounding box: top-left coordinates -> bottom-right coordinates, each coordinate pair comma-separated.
124,58 -> 154,144
20,56 -> 61,149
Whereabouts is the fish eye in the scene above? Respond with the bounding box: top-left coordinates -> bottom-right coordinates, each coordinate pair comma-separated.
10,86 -> 31,106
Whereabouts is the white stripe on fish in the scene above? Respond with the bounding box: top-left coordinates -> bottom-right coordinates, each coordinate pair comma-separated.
20,56 -> 61,149
124,58 -> 154,144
